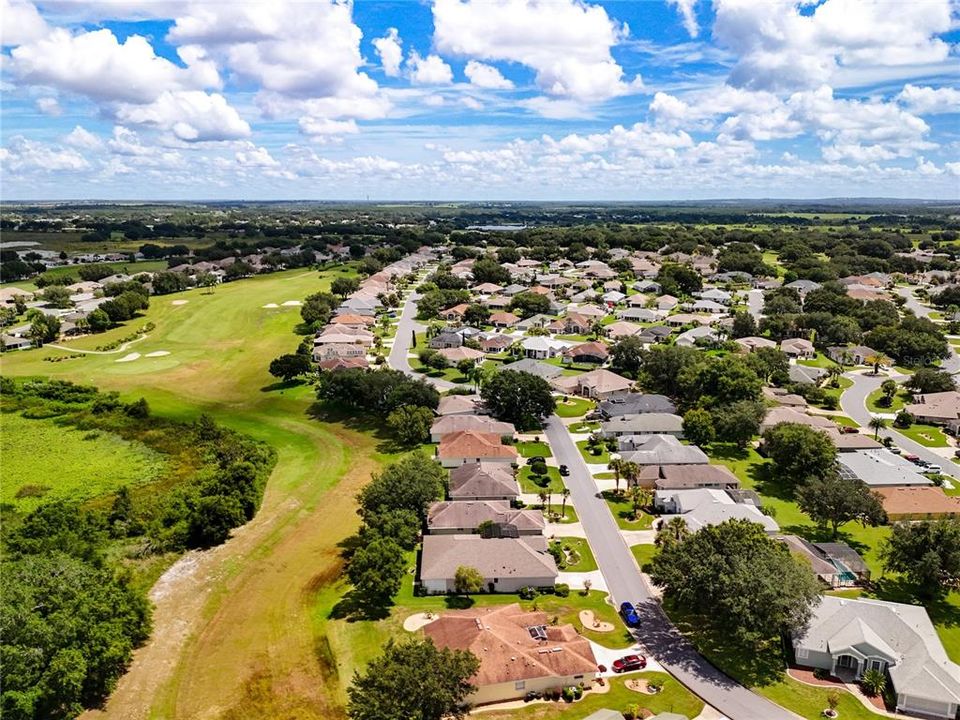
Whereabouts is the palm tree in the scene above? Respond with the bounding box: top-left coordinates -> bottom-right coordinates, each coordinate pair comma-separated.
538,490 -> 548,516
860,669 -> 887,697
869,416 -> 887,440
607,458 -> 624,495
865,353 -> 890,375
627,485 -> 651,521
621,461 -> 640,492
655,516 -> 690,549
826,365 -> 842,388
560,488 -> 571,520
591,320 -> 605,340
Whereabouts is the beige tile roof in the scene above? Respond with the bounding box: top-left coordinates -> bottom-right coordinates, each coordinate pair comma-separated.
427,500 -> 545,533
437,431 -> 519,460
420,535 -> 557,584
431,415 -> 515,439
448,462 -> 519,499
423,603 -> 596,686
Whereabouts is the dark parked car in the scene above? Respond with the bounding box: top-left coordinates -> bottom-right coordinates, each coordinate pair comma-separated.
527,456 -> 546,464
559,464 -> 569,476
619,601 -> 640,627
839,425 -> 858,434
612,654 -> 647,673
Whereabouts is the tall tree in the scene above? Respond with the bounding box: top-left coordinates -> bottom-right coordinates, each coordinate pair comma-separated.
347,638 -> 480,720
762,423 -> 837,487
347,536 -> 407,607
682,408 -> 716,448
481,370 -> 555,430
610,336 -> 644,378
880,518 -> 960,597
796,473 -> 887,538
649,519 -> 821,646
454,566 -> 485,596
386,405 -> 434,446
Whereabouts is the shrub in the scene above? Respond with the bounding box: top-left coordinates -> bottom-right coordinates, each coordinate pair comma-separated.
530,460 -> 548,476
861,668 -> 887,697
554,583 -> 570,598
894,410 -> 914,428
519,586 -> 538,600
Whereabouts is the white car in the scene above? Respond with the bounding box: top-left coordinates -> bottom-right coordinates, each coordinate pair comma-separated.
924,465 -> 942,474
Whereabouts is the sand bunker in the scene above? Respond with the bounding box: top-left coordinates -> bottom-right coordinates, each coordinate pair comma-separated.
171,300 -> 189,305
579,610 -> 615,632
262,303 -> 279,309
281,300 -> 302,306
403,612 -> 439,632
116,353 -> 141,363
145,351 -> 170,358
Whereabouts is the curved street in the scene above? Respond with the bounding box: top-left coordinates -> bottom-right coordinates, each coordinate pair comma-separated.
388,291 -> 799,720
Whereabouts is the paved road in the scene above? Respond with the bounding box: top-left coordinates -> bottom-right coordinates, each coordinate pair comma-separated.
746,289 -> 764,321
895,285 -> 960,374
544,417 -> 799,720
388,288 -> 457,390
841,371 -> 960,481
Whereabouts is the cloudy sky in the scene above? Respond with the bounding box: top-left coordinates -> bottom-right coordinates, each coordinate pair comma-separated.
1,0 -> 958,201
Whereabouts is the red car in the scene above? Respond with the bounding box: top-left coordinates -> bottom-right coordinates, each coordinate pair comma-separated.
612,655 -> 647,673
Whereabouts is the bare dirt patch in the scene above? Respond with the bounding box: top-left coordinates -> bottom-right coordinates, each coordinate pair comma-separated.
579,610 -> 615,632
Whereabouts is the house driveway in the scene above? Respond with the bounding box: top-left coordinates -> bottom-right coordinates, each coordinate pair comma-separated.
559,570 -> 606,591
590,640 -> 665,677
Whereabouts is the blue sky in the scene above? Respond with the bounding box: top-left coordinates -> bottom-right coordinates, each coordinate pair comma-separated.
1,0 -> 958,200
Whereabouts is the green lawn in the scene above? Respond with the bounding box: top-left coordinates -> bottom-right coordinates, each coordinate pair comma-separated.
541,503 -> 579,524
555,396 -> 596,418
829,414 -> 860,428
15,259 -> 170,291
517,440 -> 553,458
577,439 -> 611,464
630,543 -> 658,572
897,422 -> 950,447
568,420 -> 600,433
819,375 -> 852,407
552,537 -> 598,572
0,411 -> 169,512
519,465 -> 565,494
478,673 -> 704,719
796,353 -> 839,370
866,386 -> 910,413
602,490 -> 655,530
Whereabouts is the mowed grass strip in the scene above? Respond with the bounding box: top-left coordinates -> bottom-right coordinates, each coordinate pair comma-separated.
1,412 -> 168,512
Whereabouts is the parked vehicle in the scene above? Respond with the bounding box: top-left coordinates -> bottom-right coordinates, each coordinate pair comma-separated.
904,454 -> 920,463
924,465 -> 942,474
527,456 -> 546,464
612,654 -> 648,673
839,426 -> 859,434
559,464 -> 569,476
889,447 -> 902,454
619,602 -> 640,627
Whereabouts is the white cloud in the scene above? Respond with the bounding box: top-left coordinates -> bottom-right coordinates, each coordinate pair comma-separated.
713,0 -> 954,91
0,0 -> 48,46
1,136 -> 88,172
464,60 -> 513,89
63,125 -> 103,150
9,27 -> 218,104
115,91 -> 250,142
519,97 -> 592,119
235,143 -> 278,167
946,162 -> 960,177
432,0 -> 641,103
107,126 -> 156,156
373,28 -> 403,77
408,52 -> 454,85
898,84 -> 960,115
36,96 -> 61,116
667,0 -> 699,38
297,117 -> 360,136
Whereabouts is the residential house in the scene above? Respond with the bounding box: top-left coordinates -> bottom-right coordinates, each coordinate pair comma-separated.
489,311 -> 521,329
501,284 -> 527,296
521,336 -> 567,360
318,356 -> 368,372
515,314 -> 554,332
675,326 -> 719,347
500,358 -> 563,380
790,364 -> 828,385
691,299 -> 728,314
667,313 -> 713,328
329,313 -> 375,330
634,280 -> 661,293
422,604 -> 596,704
837,450 -> 932,488
777,535 -> 870,588
697,288 -> 734,304
626,294 -> 651,308
598,393 -> 677,417
437,394 -> 484,416
655,488 -> 779,533
486,295 -> 511,310
448,462 -> 519,501
440,303 -> 470,322
828,345 -> 878,366
312,343 -> 366,362
605,321 -> 645,340
479,333 -> 514,353
437,346 -> 485,365
436,430 -> 519,468
552,368 -> 633,400
419,536 -> 558,594
618,434 -> 708,466
760,406 -> 837,433
430,415 -> 515,443
905,391 -> 960,430
602,290 -> 626,305
472,282 -> 503,295
600,413 -> 684,438
427,500 -> 544,535
735,336 -> 777,352
792,596 -> 960,719
429,331 -> 464,349
784,279 -> 822,295
781,337 -> 815,358
657,294 -> 679,311
875,486 -> 960,520
563,341 -> 609,364
654,464 -> 740,491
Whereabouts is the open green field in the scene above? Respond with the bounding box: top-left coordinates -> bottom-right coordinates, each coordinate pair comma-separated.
552,536 -> 598,572
519,464 -> 565,493
897,422 -> 950,447
0,412 -> 168,513
554,396 -> 596,418
1,265 -> 406,720
8,259 -> 170,291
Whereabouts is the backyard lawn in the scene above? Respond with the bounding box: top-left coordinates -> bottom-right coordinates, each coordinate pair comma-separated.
555,396 -> 596,418
552,537 -> 598,572
517,440 -> 553,458
569,420 -> 601,433
519,465 -> 566,494
602,490 -> 654,530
